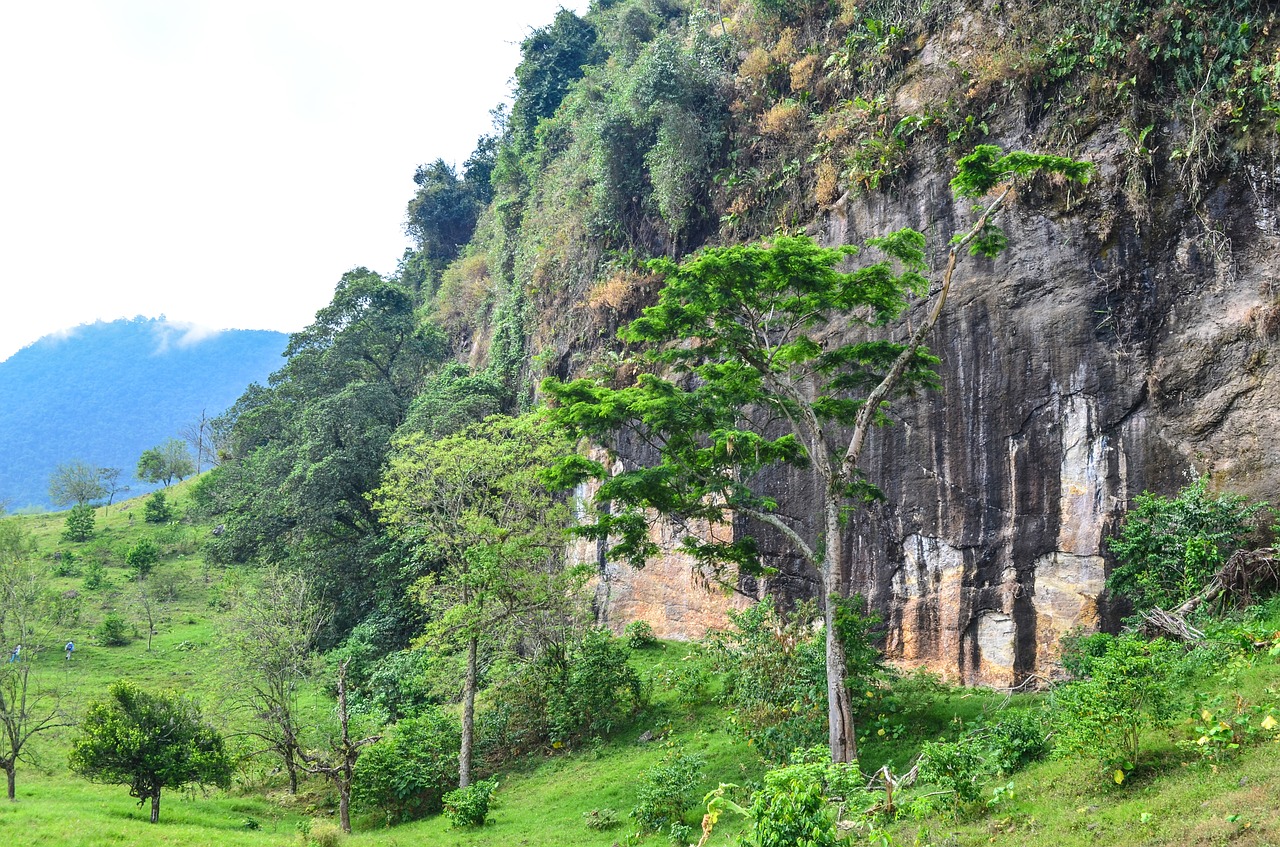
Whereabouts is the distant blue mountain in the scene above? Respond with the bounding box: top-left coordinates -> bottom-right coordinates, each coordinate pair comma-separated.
0,317 -> 287,511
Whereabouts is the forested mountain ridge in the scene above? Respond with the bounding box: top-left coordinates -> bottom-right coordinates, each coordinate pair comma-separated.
201,0 -> 1280,684
0,318 -> 286,510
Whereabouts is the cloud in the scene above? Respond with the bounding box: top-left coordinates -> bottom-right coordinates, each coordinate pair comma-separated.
152,321 -> 223,353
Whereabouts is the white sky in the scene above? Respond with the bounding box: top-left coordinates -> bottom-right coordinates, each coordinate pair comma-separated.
0,0 -> 589,363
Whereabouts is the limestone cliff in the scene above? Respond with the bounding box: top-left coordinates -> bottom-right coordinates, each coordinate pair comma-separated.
478,1 -> 1280,685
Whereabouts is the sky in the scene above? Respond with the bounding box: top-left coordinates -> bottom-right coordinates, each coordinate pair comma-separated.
0,0 -> 589,363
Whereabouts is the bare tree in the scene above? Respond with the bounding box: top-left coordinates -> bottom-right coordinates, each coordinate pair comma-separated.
97,468 -> 129,513
299,660 -> 379,833
223,567 -> 328,794
0,549 -> 71,799
179,410 -> 218,475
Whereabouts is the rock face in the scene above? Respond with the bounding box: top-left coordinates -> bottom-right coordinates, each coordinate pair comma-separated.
746,136 -> 1278,687
574,135 -> 1280,687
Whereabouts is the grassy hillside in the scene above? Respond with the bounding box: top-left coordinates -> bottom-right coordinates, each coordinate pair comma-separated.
2,484 -> 1279,846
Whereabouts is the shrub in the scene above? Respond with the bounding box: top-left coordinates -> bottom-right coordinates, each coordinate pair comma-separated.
545,629 -> 644,744
710,598 -> 828,763
304,819 -> 344,846
51,551 -> 81,577
443,778 -> 497,827
351,709 -> 460,824
95,613 -> 131,646
918,734 -> 986,806
1053,634 -> 1183,777
82,561 -> 110,591
1059,629 -> 1115,679
124,537 -> 160,578
1107,477 -> 1270,611
631,745 -> 704,833
143,491 -> 173,524
982,708 -> 1050,774
583,807 -> 622,831
747,756 -> 839,847
62,504 -> 95,542
624,619 -> 658,649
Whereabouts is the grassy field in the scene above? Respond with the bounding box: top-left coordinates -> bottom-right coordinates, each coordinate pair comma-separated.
5,486 -> 1280,846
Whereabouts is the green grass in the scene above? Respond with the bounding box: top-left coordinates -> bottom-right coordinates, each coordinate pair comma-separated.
7,486 -> 1280,846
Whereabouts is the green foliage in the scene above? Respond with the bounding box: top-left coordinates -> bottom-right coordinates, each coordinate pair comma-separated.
352,709 -> 461,824
62,504 -> 95,542
82,560 -> 109,591
1107,477 -> 1270,612
124,537 -> 160,577
510,9 -> 599,139
95,613 -> 131,647
546,629 -> 644,744
743,752 -> 844,847
443,778 -> 498,827
714,598 -> 826,762
1059,629 -> 1116,678
136,439 -> 195,486
142,491 -> 172,524
1052,635 -> 1183,776
623,620 -> 658,650
918,733 -> 986,806
583,807 -> 622,830
950,145 -> 1093,199
69,680 -> 233,822
631,744 -> 704,834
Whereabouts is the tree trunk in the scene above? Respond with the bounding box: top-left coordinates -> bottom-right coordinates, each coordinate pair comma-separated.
459,635 -> 478,788
339,783 -> 351,833
285,748 -> 299,795
823,497 -> 858,764
5,765 -> 14,801
150,792 -> 160,823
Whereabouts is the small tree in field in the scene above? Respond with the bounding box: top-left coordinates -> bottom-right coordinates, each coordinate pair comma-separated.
69,681 -> 232,823
544,147 -> 1092,763
62,504 -> 95,542
48,460 -> 106,508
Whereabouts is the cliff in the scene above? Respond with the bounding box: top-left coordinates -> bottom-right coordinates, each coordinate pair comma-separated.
449,0 -> 1280,684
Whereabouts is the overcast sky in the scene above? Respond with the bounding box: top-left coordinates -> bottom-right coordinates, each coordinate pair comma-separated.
0,0 -> 589,363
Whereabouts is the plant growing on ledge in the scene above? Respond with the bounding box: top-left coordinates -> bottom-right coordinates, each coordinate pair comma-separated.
543,146 -> 1092,764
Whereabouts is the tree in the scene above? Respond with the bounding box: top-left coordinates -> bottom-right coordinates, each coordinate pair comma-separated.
62,504 -> 95,542
97,468 -> 129,512
48,460 -> 106,507
69,681 -> 232,823
544,146 -> 1092,763
136,439 -> 195,487
179,410 -> 219,475
142,491 -> 172,524
373,414 -> 579,788
223,567 -> 328,795
299,660 -> 379,833
124,537 -> 160,580
0,535 -> 70,800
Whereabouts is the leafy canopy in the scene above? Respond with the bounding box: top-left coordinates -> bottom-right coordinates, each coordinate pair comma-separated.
544,231 -> 940,570
69,681 -> 232,822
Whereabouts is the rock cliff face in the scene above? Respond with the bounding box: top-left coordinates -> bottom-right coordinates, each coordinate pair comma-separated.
584,128 -> 1278,689
562,12 -> 1280,687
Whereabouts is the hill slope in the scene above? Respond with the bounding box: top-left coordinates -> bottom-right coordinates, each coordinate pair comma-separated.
0,318 -> 287,510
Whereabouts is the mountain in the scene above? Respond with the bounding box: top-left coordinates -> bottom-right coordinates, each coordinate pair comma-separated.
0,317 -> 287,510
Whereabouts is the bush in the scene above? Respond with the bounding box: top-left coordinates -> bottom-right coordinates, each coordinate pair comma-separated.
710,598 -> 828,763
95,613 -> 131,646
1053,634 -> 1183,777
624,619 -> 658,649
1107,477 -> 1270,611
82,561 -> 110,591
124,537 -> 160,578
51,551 -> 81,577
1059,629 -> 1115,679
143,491 -> 173,524
62,504 -> 95,542
747,756 -> 839,847
443,778 -> 497,827
982,708 -> 1050,774
545,629 -> 644,744
583,807 -> 622,830
631,745 -> 704,833
918,734 -> 986,806
352,709 -> 461,824
303,819 -> 344,846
